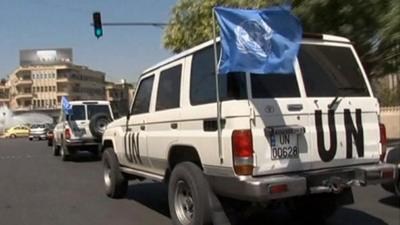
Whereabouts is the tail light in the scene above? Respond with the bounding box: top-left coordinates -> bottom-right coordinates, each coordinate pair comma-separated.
232,129 -> 254,175
379,123 -> 387,161
65,128 -> 72,139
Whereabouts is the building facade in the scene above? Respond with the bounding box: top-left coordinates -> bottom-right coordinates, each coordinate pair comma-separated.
105,80 -> 135,118
0,80 -> 10,107
5,48 -> 106,121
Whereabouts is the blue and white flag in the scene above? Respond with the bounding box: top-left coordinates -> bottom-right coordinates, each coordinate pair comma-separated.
61,96 -> 73,115
215,6 -> 302,75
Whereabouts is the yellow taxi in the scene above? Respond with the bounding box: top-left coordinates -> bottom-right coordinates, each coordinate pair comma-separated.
4,125 -> 30,138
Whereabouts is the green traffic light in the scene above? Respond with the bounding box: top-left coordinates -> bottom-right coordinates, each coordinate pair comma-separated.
95,29 -> 103,38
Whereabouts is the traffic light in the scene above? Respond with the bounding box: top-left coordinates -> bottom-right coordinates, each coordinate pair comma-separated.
93,12 -> 103,38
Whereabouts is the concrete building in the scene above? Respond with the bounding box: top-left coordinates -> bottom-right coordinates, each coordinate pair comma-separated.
0,80 -> 10,107
105,79 -> 135,118
6,48 -> 106,120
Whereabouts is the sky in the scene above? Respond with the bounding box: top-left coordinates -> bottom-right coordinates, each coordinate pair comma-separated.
0,0 -> 177,82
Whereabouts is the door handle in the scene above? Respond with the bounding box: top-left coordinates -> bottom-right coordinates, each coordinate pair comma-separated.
287,104 -> 303,111
171,123 -> 178,129
140,125 -> 145,131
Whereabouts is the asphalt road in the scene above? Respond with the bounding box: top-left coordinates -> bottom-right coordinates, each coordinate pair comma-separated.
0,139 -> 399,225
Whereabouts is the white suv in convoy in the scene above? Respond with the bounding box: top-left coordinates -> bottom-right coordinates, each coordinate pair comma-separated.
53,101 -> 113,161
101,34 -> 397,224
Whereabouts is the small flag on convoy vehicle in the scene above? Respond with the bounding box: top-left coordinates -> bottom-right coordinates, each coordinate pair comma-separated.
214,6 -> 302,75
61,96 -> 73,115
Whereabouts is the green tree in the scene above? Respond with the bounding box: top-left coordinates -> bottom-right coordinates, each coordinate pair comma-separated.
163,0 -> 279,53
163,0 -> 398,77
376,0 -> 399,76
293,0 -> 398,77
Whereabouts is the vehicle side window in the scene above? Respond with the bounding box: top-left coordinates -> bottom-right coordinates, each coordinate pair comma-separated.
190,45 -> 247,105
131,76 -> 155,115
156,65 -> 182,111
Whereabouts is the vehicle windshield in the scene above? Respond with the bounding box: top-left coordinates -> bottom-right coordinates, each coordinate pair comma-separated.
298,44 -> 370,97
87,105 -> 111,119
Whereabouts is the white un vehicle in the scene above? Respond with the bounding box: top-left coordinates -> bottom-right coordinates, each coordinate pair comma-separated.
101,34 -> 397,224
53,101 -> 113,161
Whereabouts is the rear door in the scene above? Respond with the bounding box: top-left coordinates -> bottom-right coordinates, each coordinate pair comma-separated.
249,61 -> 313,176
298,41 -> 380,169
250,41 -> 380,176
68,105 -> 87,138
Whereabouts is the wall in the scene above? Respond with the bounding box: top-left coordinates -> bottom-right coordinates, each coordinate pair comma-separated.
381,106 -> 400,140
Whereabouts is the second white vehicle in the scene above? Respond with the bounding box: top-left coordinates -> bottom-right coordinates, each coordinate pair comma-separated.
53,100 -> 113,161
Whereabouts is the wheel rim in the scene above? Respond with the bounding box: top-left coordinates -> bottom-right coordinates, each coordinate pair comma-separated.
174,180 -> 194,225
104,160 -> 112,189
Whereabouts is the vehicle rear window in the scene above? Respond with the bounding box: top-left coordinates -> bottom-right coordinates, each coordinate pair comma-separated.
298,44 -> 369,97
71,105 -> 85,120
31,124 -> 46,129
251,73 -> 300,98
87,105 -> 111,119
190,45 -> 247,105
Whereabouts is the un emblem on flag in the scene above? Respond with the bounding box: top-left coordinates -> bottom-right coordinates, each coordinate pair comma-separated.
235,20 -> 273,59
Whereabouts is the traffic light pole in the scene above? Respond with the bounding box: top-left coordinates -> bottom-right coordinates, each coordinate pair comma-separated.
91,12 -> 167,38
93,22 -> 167,27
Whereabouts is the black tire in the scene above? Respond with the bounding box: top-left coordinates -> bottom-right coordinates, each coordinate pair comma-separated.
103,147 -> 128,198
52,140 -> 60,156
89,113 -> 112,140
287,193 -> 339,223
10,134 -> 16,138
169,162 -> 212,225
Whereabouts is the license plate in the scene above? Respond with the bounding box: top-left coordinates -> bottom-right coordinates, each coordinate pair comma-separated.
270,134 -> 299,160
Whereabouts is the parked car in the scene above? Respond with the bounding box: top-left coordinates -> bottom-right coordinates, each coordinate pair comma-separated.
53,101 -> 113,161
29,124 -> 49,141
4,125 -> 30,138
101,34 -> 397,225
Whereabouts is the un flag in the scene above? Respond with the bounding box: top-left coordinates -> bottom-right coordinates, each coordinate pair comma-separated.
61,96 -> 73,116
215,6 -> 302,75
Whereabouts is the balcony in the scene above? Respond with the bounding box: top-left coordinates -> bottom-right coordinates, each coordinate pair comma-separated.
14,93 -> 33,99
15,79 -> 32,86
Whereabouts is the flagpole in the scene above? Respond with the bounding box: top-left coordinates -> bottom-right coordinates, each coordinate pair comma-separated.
212,8 -> 223,164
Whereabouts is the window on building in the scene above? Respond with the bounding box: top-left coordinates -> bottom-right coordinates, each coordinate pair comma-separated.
156,65 -> 182,111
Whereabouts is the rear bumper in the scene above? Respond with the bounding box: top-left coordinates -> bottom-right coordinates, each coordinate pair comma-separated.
65,139 -> 100,147
206,163 -> 397,202
29,134 -> 47,139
